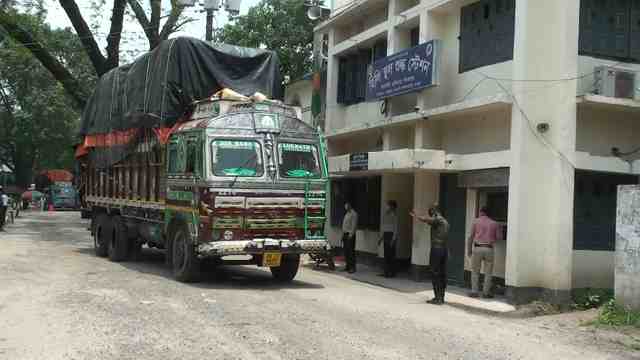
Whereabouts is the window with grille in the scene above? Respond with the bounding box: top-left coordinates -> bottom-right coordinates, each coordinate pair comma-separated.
459,0 -> 515,73
579,0 -> 640,62
337,41 -> 387,105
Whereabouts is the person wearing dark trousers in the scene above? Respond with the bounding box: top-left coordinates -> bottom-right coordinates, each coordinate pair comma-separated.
411,204 -> 450,305
379,200 -> 398,278
341,202 -> 358,273
0,186 -> 8,231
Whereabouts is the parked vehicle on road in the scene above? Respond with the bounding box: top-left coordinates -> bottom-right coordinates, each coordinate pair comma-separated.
47,182 -> 80,210
76,38 -> 329,282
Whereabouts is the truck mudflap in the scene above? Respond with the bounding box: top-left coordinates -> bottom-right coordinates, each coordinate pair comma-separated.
197,238 -> 330,258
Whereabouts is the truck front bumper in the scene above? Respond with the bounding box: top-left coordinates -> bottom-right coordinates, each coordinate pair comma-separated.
197,238 -> 330,258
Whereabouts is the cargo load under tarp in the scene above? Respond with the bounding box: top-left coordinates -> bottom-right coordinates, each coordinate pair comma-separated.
77,37 -> 283,168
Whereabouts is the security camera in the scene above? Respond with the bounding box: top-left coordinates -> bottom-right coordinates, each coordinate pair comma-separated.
414,106 -> 421,113
536,122 -> 550,133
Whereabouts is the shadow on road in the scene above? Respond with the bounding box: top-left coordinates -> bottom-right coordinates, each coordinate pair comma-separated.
73,246 -> 324,290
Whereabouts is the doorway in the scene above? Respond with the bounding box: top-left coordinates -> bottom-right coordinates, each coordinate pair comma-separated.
440,174 -> 467,285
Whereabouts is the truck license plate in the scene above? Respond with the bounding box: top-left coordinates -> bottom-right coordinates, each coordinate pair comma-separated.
262,252 -> 282,267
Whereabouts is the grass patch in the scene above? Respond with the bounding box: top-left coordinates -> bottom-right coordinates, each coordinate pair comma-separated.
572,288 -> 614,310
592,300 -> 640,328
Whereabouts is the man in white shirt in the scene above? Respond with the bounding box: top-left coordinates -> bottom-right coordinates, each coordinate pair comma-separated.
379,200 -> 398,277
341,202 -> 358,273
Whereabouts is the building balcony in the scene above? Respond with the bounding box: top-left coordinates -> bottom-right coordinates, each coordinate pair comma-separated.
326,93 -> 513,140
328,148 -> 511,175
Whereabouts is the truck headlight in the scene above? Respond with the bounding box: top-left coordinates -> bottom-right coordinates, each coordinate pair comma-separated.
223,230 -> 234,241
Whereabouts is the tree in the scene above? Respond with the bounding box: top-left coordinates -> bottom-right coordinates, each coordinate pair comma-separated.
0,0 -> 190,109
0,15 -> 90,187
216,0 -> 318,82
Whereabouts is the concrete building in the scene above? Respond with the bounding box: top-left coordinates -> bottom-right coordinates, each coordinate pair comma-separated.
314,0 -> 640,303
284,75 -> 314,126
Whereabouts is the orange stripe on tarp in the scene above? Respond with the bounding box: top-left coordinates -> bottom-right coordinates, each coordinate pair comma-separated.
83,128 -> 139,148
75,124 -> 181,159
75,143 -> 89,158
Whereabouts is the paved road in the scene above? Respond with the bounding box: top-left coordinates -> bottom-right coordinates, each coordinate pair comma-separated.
0,211 -> 636,360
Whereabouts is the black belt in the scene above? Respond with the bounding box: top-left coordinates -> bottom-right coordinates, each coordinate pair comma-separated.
474,243 -> 493,248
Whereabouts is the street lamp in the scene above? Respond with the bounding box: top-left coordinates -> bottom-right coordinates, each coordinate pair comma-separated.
178,0 -> 242,41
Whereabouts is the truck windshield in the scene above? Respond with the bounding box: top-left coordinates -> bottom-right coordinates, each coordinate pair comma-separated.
278,143 -> 321,179
211,140 -> 263,177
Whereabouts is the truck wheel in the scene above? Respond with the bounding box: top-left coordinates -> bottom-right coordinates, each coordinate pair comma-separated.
94,214 -> 109,257
108,216 -> 129,262
172,226 -> 201,282
270,254 -> 300,282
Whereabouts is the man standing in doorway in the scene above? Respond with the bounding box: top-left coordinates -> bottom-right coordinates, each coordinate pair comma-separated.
411,204 -> 450,305
379,200 -> 399,278
467,206 -> 502,298
342,202 -> 358,273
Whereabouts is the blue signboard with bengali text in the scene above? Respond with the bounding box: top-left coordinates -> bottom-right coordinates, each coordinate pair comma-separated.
366,40 -> 440,101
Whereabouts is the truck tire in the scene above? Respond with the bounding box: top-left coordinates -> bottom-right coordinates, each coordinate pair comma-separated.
108,216 -> 129,262
270,254 -> 300,282
93,214 -> 109,257
172,226 -> 201,282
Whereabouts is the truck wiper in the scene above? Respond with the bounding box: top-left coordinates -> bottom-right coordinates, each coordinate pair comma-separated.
229,153 -> 258,189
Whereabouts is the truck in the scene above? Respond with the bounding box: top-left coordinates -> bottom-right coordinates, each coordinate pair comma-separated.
76,38 -> 329,282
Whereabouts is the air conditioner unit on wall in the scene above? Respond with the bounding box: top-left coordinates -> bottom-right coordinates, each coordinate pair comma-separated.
594,66 -> 636,99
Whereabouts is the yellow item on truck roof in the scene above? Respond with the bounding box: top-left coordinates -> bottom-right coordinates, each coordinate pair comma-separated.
214,88 -> 271,103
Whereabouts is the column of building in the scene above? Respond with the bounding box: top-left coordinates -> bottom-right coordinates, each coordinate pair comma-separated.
505,0 -> 579,303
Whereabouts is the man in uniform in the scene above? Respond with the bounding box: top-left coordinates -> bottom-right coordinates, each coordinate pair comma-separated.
411,204 -> 450,305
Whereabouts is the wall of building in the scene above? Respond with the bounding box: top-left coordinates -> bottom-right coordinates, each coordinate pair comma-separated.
577,106 -> 640,159
284,79 -> 313,126
329,131 -> 383,155
440,109 -> 511,154
420,7 -> 513,110
572,250 -> 615,289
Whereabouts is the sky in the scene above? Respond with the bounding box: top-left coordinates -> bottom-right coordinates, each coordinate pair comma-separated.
44,0 -> 260,61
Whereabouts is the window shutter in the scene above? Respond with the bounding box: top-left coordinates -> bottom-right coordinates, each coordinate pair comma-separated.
478,0 -> 493,67
459,2 -> 476,72
630,0 -> 640,60
580,0 -> 595,54
355,50 -> 370,101
410,27 -> 420,47
607,0 -> 631,58
337,57 -> 347,104
344,57 -> 357,104
494,0 -> 515,62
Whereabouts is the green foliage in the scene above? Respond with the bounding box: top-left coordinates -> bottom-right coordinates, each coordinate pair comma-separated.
0,12 -> 93,186
593,299 -> 640,328
216,0 -> 319,82
572,288 -> 615,310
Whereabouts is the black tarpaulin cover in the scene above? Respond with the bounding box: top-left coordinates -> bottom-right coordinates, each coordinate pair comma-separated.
78,37 -> 283,168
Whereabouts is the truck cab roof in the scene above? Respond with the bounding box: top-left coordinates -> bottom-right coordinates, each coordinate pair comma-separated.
174,98 -> 317,140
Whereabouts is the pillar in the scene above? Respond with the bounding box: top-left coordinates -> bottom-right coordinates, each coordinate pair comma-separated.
411,171 -> 439,280
506,0 -> 579,303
